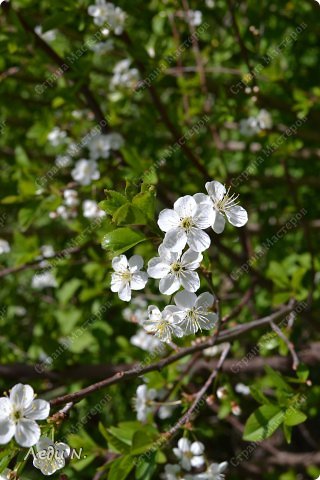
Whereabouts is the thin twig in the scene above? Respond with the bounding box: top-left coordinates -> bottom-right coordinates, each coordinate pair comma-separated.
270,321 -> 299,370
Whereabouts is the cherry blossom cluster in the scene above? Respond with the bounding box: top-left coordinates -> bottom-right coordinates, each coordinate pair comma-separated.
111,181 -> 248,343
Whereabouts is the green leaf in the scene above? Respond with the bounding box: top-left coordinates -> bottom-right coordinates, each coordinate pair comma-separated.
249,386 -> 272,405
135,452 -> 157,480
283,423 -> 292,444
131,431 -> 156,455
296,364 -> 309,382
100,190 -> 128,215
243,405 -> 285,442
102,228 -> 146,255
264,365 -> 293,392
108,455 -> 135,480
56,278 -> 82,305
284,409 -> 307,426
132,188 -> 156,221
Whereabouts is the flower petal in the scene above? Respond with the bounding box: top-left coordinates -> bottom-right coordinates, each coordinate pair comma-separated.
158,209 -> 180,232
0,418 -> 15,445
174,195 -> 197,218
110,273 -> 123,292
193,192 -> 212,206
196,292 -> 215,309
212,211 -> 226,234
191,441 -> 205,455
194,205 -> 215,229
24,399 -> 50,420
180,271 -> 200,293
130,272 -> 148,290
15,419 -> 40,447
225,205 -> 248,227
181,249 -> 202,269
147,258 -> 170,279
174,291 -> 197,309
187,228 -> 211,252
118,283 -> 131,302
159,274 -> 181,295
0,397 -> 12,419
205,180 -> 226,201
112,255 -> 128,273
163,228 -> 187,252
10,384 -> 34,410
191,455 -> 205,468
128,255 -> 144,272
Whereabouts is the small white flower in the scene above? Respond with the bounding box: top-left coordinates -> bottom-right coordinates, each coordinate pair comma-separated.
239,117 -> 260,137
194,461 -> 228,480
0,469 -> 12,480
186,10 -> 202,26
148,245 -> 202,295
111,254 -> 148,302
0,384 -> 50,447
123,298 -> 148,324
82,200 -> 106,219
158,195 -> 214,253
235,383 -> 250,396
64,189 -> 79,207
257,109 -> 272,130
34,25 -> 57,42
160,464 -> 182,480
173,438 -> 205,471
143,305 -> 183,343
172,291 -> 217,335
130,328 -> 164,352
33,437 -> 70,476
90,40 -> 114,53
111,59 -> 139,90
88,133 -> 124,160
71,159 -> 100,186
88,0 -> 126,35
32,272 -> 57,289
47,127 -> 67,147
0,239 -> 10,255
134,385 -> 157,422
195,181 -> 248,234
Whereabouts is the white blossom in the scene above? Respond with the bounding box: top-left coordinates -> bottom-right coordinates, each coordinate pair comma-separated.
158,195 -> 214,253
186,10 -> 202,26
0,384 -> 50,447
123,298 -> 148,324
90,40 -> 114,53
33,437 -> 70,476
88,133 -> 124,160
235,383 -> 250,396
32,272 -> 57,289
193,462 -> 228,480
130,328 -> 164,352
160,464 -> 182,480
111,59 -> 139,90
143,305 -> 183,343
133,385 -> 157,422
71,159 -> 100,186
82,200 -> 106,219
64,189 -> 79,207
148,245 -> 202,295
173,438 -> 205,471
171,291 -> 217,335
0,469 -> 13,480
240,109 -> 272,136
88,0 -> 126,35
34,25 -> 57,42
111,254 -> 148,302
47,127 -> 67,147
195,181 -> 248,234
0,239 -> 10,255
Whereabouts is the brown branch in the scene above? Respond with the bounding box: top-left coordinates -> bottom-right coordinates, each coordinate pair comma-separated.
50,302 -> 294,407
165,343 -> 231,438
270,321 -> 299,370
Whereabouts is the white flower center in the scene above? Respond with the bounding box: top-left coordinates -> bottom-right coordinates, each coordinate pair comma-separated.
212,187 -> 239,213
171,261 -> 182,275
180,216 -> 194,231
